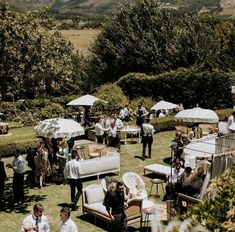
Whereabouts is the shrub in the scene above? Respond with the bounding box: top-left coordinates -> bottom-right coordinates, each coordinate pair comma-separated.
93,83 -> 129,114
0,140 -> 39,157
183,164 -> 235,231
117,69 -> 234,109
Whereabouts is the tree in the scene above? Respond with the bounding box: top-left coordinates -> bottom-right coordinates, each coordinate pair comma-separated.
86,0 -> 235,87
93,83 -> 129,114
0,2 -> 80,101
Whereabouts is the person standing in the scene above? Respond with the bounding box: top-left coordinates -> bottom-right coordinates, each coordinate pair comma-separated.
21,203 -> 50,232
6,149 -> 25,204
63,150 -> 82,211
142,118 -> 154,160
228,111 -> 235,127
0,154 -> 7,208
123,105 -> 129,122
37,147 -> 51,189
59,207 -> 78,232
135,103 -> 148,128
95,117 -> 109,144
103,181 -> 128,232
108,122 -> 120,149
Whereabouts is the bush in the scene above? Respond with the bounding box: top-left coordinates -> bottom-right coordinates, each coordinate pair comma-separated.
129,96 -> 155,113
0,140 -> 39,157
0,95 -> 78,127
93,83 -> 129,114
117,69 -> 234,109
183,164 -> 235,231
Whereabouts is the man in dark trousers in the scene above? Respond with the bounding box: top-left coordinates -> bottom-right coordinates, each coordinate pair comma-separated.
142,118 -> 154,160
103,182 -> 128,232
63,150 -> 83,211
7,149 -> 25,204
0,154 -> 7,208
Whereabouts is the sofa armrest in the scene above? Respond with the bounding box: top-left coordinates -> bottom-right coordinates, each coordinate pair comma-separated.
125,199 -> 142,219
177,193 -> 202,213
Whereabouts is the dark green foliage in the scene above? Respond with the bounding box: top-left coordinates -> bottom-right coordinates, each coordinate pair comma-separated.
0,3 -> 82,101
0,140 -> 39,157
116,69 -> 234,109
0,95 -> 78,126
151,116 -> 178,132
183,164 -> 235,231
86,0 -> 235,87
93,83 -> 129,114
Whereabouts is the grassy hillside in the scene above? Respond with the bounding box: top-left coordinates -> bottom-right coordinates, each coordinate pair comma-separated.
8,0 -> 231,17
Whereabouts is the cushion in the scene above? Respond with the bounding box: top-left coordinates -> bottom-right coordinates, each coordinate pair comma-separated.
85,187 -> 104,204
84,202 -> 110,217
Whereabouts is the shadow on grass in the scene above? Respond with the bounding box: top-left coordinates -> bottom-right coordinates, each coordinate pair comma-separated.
163,157 -> 172,165
134,155 -> 145,160
78,214 -> 143,231
57,203 -> 71,208
1,181 -> 47,214
143,172 -> 167,181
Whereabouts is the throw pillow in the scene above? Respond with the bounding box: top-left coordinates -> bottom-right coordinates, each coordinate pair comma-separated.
86,186 -> 104,204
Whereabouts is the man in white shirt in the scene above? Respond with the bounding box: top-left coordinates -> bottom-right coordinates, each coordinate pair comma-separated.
21,203 -> 50,232
95,117 -> 109,144
59,207 -> 78,232
123,105 -> 129,122
118,107 -> 125,121
142,118 -> 154,160
7,149 -> 25,203
63,150 -> 82,211
111,114 -> 124,129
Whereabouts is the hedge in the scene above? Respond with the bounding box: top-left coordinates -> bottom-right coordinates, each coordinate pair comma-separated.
0,95 -> 79,127
0,140 -> 40,158
116,69 -> 235,109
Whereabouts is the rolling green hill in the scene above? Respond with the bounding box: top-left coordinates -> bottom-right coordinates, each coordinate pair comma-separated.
7,0 -> 233,17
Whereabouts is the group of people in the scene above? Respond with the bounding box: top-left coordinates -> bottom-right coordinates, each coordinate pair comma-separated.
21,203 -> 78,232
163,162 -> 205,202
1,142 -> 83,213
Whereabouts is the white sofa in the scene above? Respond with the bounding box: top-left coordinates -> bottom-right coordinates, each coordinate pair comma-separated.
78,152 -> 120,179
82,184 -> 142,227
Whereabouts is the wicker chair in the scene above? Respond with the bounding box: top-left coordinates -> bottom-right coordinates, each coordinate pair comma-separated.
122,172 -> 148,199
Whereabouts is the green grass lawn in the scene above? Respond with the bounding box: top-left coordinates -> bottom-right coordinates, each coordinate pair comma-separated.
0,128 -> 174,231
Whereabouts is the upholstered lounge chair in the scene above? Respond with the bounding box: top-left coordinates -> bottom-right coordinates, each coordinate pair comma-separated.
82,184 -> 142,227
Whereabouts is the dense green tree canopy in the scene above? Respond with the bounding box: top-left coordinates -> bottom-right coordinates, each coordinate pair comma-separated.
0,2 -> 80,101
87,0 -> 235,86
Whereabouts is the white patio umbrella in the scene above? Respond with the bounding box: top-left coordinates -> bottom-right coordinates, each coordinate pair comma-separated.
67,94 -> 107,106
184,136 -> 216,158
35,118 -> 84,139
151,100 -> 178,111
174,107 -> 219,123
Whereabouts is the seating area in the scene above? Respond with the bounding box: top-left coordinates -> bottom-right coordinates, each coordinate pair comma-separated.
81,172 -> 168,230
82,184 -> 143,227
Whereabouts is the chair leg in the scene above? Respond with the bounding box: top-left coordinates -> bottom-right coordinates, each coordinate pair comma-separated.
161,183 -> 165,194
149,183 -> 153,195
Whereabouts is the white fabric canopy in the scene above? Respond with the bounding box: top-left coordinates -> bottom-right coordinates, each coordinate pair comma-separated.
35,118 -> 84,139
67,94 -> 107,106
174,107 -> 219,123
228,122 -> 235,130
151,100 -> 178,111
184,136 -> 216,158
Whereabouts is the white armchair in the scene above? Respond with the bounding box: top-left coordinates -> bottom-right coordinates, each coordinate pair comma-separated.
122,172 -> 148,199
